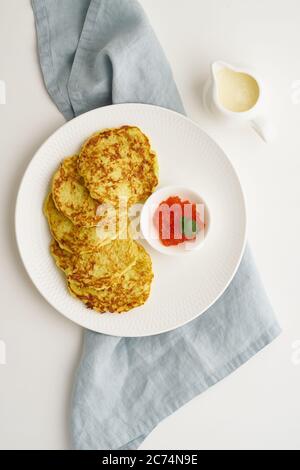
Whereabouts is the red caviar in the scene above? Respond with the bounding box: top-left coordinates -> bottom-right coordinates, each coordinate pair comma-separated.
155,196 -> 204,247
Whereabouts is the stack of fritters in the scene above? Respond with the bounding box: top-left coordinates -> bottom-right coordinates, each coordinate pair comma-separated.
44,126 -> 158,313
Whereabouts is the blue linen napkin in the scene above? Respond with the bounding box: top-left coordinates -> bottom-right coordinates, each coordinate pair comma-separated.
32,0 -> 281,450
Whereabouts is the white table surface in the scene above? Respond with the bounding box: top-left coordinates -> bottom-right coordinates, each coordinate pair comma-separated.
1,0 -> 300,450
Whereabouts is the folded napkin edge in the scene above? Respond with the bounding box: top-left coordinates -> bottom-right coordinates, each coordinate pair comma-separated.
72,321 -> 281,450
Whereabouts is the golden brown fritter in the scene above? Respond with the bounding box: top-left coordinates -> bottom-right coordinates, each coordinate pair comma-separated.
50,238 -> 138,291
68,243 -> 153,313
44,193 -> 119,254
52,155 -> 104,227
78,126 -> 158,207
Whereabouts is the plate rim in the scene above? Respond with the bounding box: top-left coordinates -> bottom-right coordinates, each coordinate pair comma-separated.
15,103 -> 247,337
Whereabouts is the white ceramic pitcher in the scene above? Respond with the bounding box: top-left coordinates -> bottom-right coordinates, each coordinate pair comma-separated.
205,61 -> 271,142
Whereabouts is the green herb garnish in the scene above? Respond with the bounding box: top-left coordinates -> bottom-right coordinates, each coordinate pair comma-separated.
180,217 -> 199,238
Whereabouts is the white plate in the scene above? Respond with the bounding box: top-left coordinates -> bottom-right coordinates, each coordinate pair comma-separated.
15,104 -> 246,337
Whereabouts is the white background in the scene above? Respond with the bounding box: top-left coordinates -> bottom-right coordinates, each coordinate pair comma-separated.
1,0 -> 300,450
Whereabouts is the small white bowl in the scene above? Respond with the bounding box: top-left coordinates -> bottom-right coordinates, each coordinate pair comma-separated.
140,186 -> 209,256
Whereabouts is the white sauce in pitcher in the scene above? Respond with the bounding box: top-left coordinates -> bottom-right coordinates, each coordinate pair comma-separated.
216,67 -> 259,113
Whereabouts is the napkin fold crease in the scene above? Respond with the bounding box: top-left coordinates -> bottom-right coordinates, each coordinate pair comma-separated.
31,0 -> 281,450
